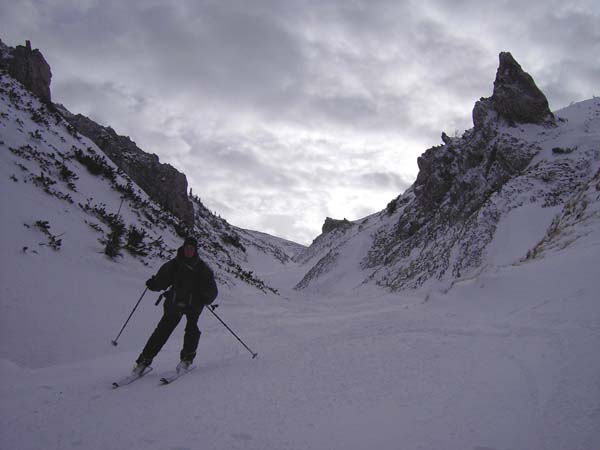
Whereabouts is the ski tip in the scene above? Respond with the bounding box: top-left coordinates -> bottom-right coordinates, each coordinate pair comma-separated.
112,382 -> 120,389
160,378 -> 170,385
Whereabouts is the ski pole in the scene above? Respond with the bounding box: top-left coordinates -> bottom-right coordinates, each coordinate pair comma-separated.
111,287 -> 148,346
206,305 -> 258,359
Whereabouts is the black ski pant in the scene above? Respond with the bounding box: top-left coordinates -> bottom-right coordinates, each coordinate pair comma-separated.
137,304 -> 203,365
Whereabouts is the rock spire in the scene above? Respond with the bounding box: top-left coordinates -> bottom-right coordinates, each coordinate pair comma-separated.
0,39 -> 52,103
473,52 -> 553,127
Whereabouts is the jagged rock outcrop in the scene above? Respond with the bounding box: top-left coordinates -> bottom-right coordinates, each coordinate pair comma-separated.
364,118 -> 542,290
0,38 -> 194,226
413,127 -> 536,219
413,53 -> 553,219
473,52 -> 553,128
64,112 -> 195,226
296,54 -> 599,293
368,99 -> 600,290
322,217 -> 352,234
441,132 -> 452,145
0,40 -> 52,103
362,53 -> 556,289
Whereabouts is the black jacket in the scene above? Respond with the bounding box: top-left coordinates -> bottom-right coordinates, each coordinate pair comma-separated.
146,247 -> 218,312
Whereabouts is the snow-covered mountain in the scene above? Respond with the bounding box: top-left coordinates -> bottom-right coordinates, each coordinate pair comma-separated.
295,53 -> 600,296
0,40 -> 305,297
4,41 -> 597,301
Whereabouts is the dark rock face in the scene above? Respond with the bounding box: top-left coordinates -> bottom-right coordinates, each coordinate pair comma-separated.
426,54 -> 555,219
361,52 -> 553,290
364,124 -> 543,290
322,217 -> 352,234
0,40 -> 52,103
66,113 -> 195,226
473,52 -> 553,128
414,127 -> 535,220
472,98 -> 495,129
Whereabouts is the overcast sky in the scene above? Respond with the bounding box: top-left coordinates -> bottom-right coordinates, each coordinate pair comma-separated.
2,0 -> 598,244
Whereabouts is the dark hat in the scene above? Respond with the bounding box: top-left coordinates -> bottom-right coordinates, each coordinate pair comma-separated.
183,237 -> 198,248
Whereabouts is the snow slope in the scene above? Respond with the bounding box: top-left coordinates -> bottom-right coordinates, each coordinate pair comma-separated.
295,98 -> 600,296
1,224 -> 599,450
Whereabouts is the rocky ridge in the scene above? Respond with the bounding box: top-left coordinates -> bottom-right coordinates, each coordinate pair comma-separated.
59,110 -> 195,227
295,53 -> 600,292
0,40 -> 304,294
1,39 -> 195,228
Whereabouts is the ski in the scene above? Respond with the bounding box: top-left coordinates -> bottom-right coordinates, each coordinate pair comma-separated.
112,366 -> 153,389
159,365 -> 196,385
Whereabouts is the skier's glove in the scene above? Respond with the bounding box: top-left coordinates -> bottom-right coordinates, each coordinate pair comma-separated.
145,277 -> 160,291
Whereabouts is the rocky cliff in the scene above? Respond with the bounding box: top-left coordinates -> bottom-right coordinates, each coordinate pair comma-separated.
61,110 -> 195,226
0,39 -> 52,104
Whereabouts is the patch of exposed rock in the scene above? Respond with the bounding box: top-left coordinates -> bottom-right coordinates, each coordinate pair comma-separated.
322,217 -> 352,234
0,40 -> 52,103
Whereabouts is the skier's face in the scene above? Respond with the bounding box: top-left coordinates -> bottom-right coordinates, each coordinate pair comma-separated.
183,245 -> 196,258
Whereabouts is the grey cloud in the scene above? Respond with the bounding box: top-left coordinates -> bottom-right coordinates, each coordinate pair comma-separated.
307,94 -> 378,126
6,1 -> 492,136
356,172 -> 413,192
8,1 -> 307,111
53,78 -> 148,126
428,0 -> 599,105
171,128 -> 409,242
529,9 -> 600,107
153,4 -> 305,101
179,146 -> 297,194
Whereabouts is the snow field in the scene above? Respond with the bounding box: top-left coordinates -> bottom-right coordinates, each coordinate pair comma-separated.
1,236 -> 599,450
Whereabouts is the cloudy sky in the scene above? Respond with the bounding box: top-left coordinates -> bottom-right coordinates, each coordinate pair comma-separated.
2,0 -> 598,244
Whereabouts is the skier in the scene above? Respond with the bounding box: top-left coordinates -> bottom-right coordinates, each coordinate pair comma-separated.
133,236 -> 218,375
